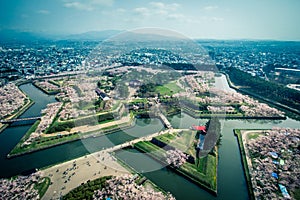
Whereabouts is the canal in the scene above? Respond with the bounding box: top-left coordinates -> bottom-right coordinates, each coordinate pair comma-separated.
0,83 -> 164,178
116,113 -> 299,200
0,82 -> 299,200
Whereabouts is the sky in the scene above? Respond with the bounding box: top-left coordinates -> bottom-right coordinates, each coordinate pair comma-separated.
0,0 -> 299,40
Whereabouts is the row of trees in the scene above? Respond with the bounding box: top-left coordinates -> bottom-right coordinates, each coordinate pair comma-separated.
137,83 -> 157,97
226,67 -> 300,111
64,175 -> 175,200
163,63 -> 218,72
63,176 -> 111,200
93,175 -> 175,200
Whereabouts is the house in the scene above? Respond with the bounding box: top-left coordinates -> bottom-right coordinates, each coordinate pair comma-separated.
192,125 -> 206,133
95,88 -> 110,101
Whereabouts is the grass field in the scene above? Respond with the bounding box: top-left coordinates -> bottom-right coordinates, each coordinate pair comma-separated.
155,81 -> 183,96
134,136 -> 218,194
154,131 -> 217,191
8,120 -> 41,156
34,177 -> 51,198
63,176 -> 111,200
134,141 -> 166,159
155,131 -> 197,157
247,132 -> 262,140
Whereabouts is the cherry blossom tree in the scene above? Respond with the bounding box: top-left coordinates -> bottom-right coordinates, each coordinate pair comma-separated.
166,149 -> 189,168
0,172 -> 42,200
93,175 -> 175,200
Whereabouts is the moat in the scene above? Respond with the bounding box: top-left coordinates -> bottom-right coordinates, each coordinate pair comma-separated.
0,83 -> 299,199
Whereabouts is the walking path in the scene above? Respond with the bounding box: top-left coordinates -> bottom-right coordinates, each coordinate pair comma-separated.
153,101 -> 173,129
157,113 -> 173,129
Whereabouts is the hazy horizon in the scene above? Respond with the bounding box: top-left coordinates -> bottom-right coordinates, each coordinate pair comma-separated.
1,0 -> 300,41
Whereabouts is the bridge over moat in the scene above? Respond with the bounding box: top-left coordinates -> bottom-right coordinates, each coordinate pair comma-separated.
152,99 -> 173,129
0,116 -> 41,126
156,113 -> 173,129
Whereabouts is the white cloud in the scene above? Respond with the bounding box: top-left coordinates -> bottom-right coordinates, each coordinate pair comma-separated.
90,0 -> 114,6
133,1 -> 185,20
64,2 -> 94,11
166,13 -> 185,21
156,9 -> 168,15
199,16 -> 224,22
204,6 -> 218,11
64,0 -> 114,11
37,10 -> 50,15
149,2 -> 164,9
131,2 -> 223,27
150,2 -> 180,11
116,8 -> 126,13
211,17 -> 224,22
134,7 -> 150,16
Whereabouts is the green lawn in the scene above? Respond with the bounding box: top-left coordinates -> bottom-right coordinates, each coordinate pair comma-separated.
63,176 -> 111,200
129,98 -> 148,104
155,131 -> 197,157
79,102 -> 96,110
34,177 -> 51,198
155,133 -> 176,143
155,81 -> 183,96
63,174 -> 170,200
134,139 -> 218,194
247,132 -> 262,140
49,79 -> 64,87
180,153 -> 217,191
8,120 -> 40,156
134,141 -> 166,159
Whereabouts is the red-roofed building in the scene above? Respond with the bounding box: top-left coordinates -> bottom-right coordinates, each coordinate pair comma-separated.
192,125 -> 206,133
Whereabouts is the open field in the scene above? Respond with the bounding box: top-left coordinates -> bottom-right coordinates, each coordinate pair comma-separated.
155,131 -> 197,157
134,136 -> 218,194
41,150 -> 130,200
155,81 -> 184,96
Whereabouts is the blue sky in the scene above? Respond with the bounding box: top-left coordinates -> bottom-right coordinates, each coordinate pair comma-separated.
0,0 -> 299,40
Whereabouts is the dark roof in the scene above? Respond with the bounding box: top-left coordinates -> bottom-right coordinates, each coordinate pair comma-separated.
95,88 -> 109,100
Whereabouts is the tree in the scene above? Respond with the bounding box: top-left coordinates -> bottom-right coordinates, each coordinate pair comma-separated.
226,67 -> 300,110
166,149 -> 189,168
97,81 -> 101,88
116,84 -> 129,99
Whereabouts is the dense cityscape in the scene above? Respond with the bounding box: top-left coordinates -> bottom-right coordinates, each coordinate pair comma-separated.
1,40 -> 300,85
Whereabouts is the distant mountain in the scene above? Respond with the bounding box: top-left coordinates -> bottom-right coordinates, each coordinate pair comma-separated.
0,29 -> 47,42
62,30 -> 123,41
62,29 -> 187,42
105,28 -> 189,43
0,29 -> 123,42
0,29 -> 189,42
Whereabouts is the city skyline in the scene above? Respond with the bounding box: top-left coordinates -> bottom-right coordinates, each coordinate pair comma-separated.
1,0 -> 300,41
